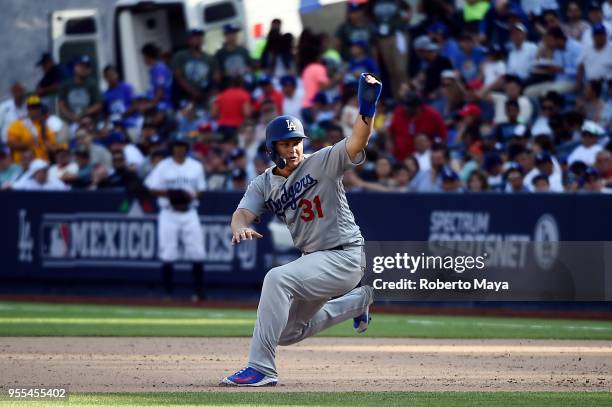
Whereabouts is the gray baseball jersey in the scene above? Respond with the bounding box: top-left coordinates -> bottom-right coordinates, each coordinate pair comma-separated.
238,138 -> 365,253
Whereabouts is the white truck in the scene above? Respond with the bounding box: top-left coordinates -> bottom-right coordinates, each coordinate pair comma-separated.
51,0 -> 349,93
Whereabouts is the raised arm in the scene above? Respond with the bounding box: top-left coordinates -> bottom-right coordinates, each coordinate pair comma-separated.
346,73 -> 382,162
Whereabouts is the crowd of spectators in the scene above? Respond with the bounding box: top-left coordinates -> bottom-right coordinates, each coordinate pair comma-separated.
1,0 -> 612,194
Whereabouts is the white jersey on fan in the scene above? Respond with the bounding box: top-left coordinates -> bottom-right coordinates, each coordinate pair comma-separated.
145,157 -> 206,210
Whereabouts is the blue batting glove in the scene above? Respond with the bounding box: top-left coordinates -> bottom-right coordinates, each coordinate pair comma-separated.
358,73 -> 382,118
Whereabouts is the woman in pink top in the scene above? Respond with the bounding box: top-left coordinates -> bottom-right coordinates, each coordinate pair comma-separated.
301,61 -> 330,109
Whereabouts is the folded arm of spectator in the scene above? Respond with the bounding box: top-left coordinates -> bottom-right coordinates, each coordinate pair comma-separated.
58,100 -> 80,123
174,69 -> 202,100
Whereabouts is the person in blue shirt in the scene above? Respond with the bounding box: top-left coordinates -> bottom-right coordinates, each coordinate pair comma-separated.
428,22 -> 461,65
453,33 -> 486,81
141,43 -> 173,111
525,26 -> 583,98
346,41 -> 379,82
102,65 -> 138,128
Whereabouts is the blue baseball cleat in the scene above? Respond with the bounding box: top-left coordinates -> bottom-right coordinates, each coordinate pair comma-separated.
220,367 -> 278,387
353,308 -> 371,333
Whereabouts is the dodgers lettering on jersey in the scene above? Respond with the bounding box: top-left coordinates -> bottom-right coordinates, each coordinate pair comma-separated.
238,138 -> 365,253
264,174 -> 318,215
145,157 -> 206,210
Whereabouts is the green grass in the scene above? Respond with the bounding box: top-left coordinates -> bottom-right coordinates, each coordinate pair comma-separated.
0,392 -> 611,406
0,302 -> 611,339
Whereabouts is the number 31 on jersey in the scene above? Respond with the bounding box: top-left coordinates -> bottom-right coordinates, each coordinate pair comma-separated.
298,195 -> 324,222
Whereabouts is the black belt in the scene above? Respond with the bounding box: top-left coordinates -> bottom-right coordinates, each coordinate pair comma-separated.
302,245 -> 344,256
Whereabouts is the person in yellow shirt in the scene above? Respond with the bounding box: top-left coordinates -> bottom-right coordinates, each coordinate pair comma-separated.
7,95 -> 57,164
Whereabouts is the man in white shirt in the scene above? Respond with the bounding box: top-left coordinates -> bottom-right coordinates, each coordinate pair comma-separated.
568,121 -> 605,166
525,27 -> 583,98
279,75 -> 303,120
145,133 -> 207,301
484,75 -> 533,124
0,82 -> 27,143
581,2 -> 612,47
12,159 -> 69,191
107,131 -> 145,173
47,145 -> 78,182
507,23 -> 538,80
413,133 -> 431,172
524,152 -> 564,192
577,23 -> 612,85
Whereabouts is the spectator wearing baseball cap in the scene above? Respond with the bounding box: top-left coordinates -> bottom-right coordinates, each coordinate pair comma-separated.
479,1 -> 529,50
35,52 -> 67,99
92,149 -> 145,195
577,23 -> 612,85
504,163 -> 529,193
102,65 -> 138,129
483,151 -> 505,191
141,43 -> 173,112
58,55 -> 102,124
441,167 -> 462,193
61,145 -> 94,189
335,2 -> 377,62
481,44 -> 507,87
568,120 -> 605,165
347,40 -> 380,82
417,37 -> 453,99
580,2 -> 612,47
215,23 -> 251,82
172,28 -> 218,106
254,76 -> 283,115
580,166 -> 603,192
230,167 -> 248,191
12,159 -> 68,191
428,23 -> 461,65
456,103 -> 483,150
6,95 -> 58,164
453,33 -> 487,82
526,151 -> 564,192
48,144 -> 78,182
532,173 -> 551,192
507,23 -> 539,80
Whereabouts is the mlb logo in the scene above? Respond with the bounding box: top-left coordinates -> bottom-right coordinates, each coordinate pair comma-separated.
41,223 -> 70,258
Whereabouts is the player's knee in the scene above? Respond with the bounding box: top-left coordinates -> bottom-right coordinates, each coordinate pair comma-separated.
278,326 -> 305,346
262,266 -> 288,288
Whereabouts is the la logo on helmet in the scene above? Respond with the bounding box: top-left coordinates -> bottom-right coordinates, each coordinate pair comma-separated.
286,120 -> 297,131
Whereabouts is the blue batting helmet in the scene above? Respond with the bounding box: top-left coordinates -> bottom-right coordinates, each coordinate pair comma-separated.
265,115 -> 307,169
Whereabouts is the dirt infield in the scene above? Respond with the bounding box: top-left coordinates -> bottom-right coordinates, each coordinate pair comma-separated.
0,337 -> 610,392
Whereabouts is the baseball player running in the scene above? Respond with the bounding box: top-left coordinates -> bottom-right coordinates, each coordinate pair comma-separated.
145,133 -> 207,301
221,73 -> 382,386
